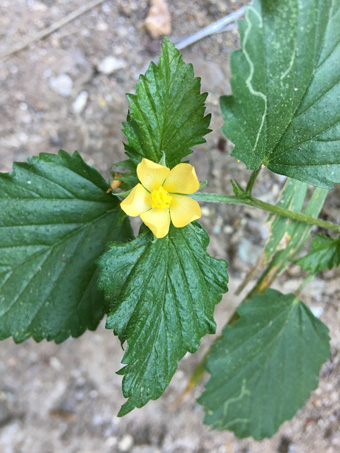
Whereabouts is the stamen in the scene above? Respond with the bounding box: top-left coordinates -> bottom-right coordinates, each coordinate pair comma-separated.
151,186 -> 173,209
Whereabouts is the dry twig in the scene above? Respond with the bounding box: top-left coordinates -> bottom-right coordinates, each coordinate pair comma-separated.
0,0 -> 110,61
173,6 -> 246,50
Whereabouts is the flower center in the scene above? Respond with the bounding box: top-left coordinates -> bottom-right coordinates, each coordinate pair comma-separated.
151,186 -> 172,209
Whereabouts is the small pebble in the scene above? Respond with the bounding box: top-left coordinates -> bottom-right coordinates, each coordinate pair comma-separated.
49,136 -> 64,147
72,91 -> 88,114
49,74 -> 73,97
97,56 -> 126,75
201,206 -> 211,217
49,356 -> 62,371
119,434 -> 134,452
310,306 -> 323,318
144,0 -> 171,38
96,21 -> 108,31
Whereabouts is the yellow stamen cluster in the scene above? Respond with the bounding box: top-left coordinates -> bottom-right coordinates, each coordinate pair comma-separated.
151,186 -> 173,209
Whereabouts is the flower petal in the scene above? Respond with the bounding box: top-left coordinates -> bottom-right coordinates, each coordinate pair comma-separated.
137,158 -> 170,192
170,195 -> 201,228
120,183 -> 151,217
140,208 -> 170,238
163,163 -> 200,194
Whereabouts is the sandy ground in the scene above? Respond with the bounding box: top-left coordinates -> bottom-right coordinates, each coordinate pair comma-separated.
0,1 -> 339,452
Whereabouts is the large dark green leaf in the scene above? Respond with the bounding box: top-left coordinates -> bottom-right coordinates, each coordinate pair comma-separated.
123,38 -> 211,169
97,222 -> 228,416
296,234 -> 340,272
0,151 -> 132,343
221,0 -> 340,189
198,289 -> 330,439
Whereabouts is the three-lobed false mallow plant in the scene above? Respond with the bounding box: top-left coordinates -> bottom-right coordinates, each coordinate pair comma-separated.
1,0 -> 339,440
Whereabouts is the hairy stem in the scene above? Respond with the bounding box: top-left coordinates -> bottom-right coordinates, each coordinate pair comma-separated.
245,167 -> 261,195
192,192 -> 340,233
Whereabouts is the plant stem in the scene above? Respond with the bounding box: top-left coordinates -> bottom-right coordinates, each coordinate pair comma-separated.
245,167 -> 261,195
295,272 -> 314,298
192,192 -> 340,233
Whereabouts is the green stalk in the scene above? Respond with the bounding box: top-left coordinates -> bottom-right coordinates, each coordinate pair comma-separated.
192,192 -> 340,233
245,167 -> 261,195
295,272 -> 315,298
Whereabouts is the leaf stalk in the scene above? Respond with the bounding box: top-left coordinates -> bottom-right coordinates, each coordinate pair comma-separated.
245,167 -> 261,195
192,192 -> 340,233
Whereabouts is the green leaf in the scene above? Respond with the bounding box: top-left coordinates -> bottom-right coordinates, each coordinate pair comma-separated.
97,222 -> 228,416
198,289 -> 330,440
111,160 -> 138,192
264,178 -> 328,263
221,0 -> 340,189
296,234 -> 340,272
123,38 -> 211,169
264,179 -> 308,261
245,179 -> 327,296
0,151 -> 132,343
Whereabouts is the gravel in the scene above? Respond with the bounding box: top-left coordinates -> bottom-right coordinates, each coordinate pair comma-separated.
0,1 -> 339,452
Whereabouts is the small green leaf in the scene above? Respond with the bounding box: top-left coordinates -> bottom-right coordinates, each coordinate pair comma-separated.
111,160 -> 138,192
111,160 -> 136,172
247,179 -> 327,296
199,289 -> 330,439
123,38 -> 211,169
222,0 -> 340,189
97,222 -> 228,416
0,151 -> 132,343
296,234 -> 340,272
264,178 -> 328,263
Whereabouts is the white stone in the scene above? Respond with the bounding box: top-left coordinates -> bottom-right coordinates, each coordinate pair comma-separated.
49,74 -> 73,97
49,356 -> 62,371
118,434 -> 134,452
310,306 -> 324,318
96,21 -> 108,31
72,91 -> 88,114
97,56 -> 126,75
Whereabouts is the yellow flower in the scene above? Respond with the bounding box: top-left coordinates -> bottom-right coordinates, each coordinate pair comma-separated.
121,158 -> 201,238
